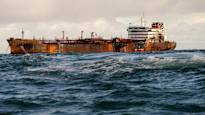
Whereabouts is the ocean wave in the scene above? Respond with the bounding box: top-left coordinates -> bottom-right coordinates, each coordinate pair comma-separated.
0,50 -> 205,114
75,52 -> 205,77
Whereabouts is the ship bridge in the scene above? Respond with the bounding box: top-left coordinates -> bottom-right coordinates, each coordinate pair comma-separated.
127,22 -> 167,41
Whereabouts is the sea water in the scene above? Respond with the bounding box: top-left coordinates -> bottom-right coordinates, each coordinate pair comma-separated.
0,50 -> 205,115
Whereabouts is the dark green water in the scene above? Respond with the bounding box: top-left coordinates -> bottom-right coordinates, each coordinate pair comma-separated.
0,50 -> 205,115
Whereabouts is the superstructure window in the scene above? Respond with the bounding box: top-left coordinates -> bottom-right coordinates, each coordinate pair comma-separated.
139,27 -> 146,29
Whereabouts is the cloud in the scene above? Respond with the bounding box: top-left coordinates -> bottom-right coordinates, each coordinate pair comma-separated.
0,0 -> 178,23
0,0 -> 205,53
0,0 -> 52,23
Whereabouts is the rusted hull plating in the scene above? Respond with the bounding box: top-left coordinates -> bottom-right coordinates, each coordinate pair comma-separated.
7,38 -> 176,54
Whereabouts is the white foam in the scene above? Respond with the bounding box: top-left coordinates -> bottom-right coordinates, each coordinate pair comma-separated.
191,54 -> 205,62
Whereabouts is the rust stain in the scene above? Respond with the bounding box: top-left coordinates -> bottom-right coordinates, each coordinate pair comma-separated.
7,38 -> 176,54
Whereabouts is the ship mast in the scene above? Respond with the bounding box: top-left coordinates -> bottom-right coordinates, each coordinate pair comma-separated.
62,31 -> 65,40
21,29 -> 24,39
81,30 -> 84,39
141,13 -> 146,27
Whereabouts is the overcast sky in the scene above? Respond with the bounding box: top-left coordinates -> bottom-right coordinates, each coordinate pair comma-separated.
0,0 -> 205,53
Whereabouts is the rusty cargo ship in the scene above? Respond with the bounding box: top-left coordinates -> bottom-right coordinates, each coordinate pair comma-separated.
7,22 -> 176,54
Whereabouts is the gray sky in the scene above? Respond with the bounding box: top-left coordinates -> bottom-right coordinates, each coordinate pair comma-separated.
0,0 -> 205,53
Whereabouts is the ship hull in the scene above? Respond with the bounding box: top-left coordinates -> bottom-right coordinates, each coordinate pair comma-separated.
7,38 -> 176,54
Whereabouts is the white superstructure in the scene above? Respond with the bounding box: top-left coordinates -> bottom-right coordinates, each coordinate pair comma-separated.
127,22 -> 167,41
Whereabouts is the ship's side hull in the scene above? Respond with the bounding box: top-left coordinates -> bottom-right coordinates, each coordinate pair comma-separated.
144,41 -> 176,51
7,38 -> 176,54
7,39 -> 47,54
